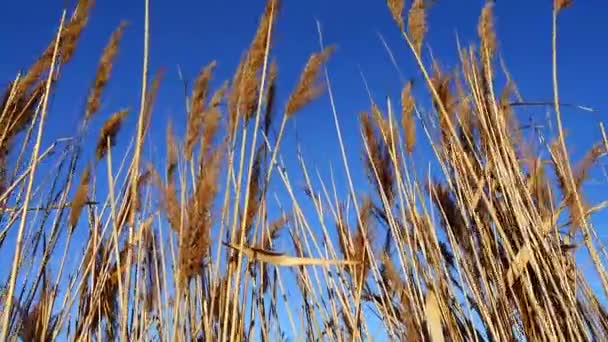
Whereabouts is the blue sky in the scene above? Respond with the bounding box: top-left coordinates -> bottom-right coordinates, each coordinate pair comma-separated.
2,0 -> 608,339
1,0 -> 607,193
1,0 -> 607,173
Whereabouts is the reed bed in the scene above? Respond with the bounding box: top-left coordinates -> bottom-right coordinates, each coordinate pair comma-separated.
1,0 -> 607,340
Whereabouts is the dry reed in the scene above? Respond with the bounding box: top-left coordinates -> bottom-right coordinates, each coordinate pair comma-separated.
285,46 -> 335,117
95,109 -> 129,161
0,0 -> 607,341
85,21 -> 128,120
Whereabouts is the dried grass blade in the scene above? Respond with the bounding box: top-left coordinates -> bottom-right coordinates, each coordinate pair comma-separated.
222,241 -> 359,267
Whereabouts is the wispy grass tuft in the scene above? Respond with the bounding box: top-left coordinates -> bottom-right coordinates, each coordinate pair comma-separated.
0,0 -> 607,341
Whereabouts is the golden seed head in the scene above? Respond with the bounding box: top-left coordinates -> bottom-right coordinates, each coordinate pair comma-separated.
478,2 -> 497,62
408,0 -> 427,55
386,0 -> 405,31
555,0 -> 573,12
95,109 -> 129,161
401,81 -> 416,154
86,21 -> 127,121
285,46 -> 335,117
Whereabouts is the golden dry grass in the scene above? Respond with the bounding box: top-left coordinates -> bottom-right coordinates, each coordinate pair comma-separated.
0,0 -> 607,341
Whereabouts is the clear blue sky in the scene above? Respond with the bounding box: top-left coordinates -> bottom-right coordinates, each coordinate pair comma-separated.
1,0 -> 607,171
2,0 -> 607,163
1,0 -> 608,338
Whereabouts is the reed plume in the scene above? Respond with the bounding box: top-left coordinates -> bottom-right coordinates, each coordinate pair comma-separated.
85,21 -> 127,120
95,109 -> 129,161
387,0 -> 404,31
401,80 -> 416,153
408,0 -> 427,55
285,46 -> 335,117
69,164 -> 91,229
185,61 -> 216,160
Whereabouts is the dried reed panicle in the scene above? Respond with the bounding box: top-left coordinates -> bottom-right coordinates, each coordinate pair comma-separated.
264,60 -> 278,135
1,81 -> 43,135
498,80 -> 522,144
200,82 -> 227,157
113,168 -> 152,230
244,145 -> 265,234
335,205 -> 350,259
162,182 -> 181,233
61,0 -> 93,63
192,147 -> 223,215
0,82 -> 44,169
110,243 -> 134,284
478,2 -> 496,63
361,111 -> 395,205
228,0 -> 279,122
69,164 -> 91,228
166,120 -> 178,180
574,143 -> 604,189
130,167 -> 151,214
387,0 -> 405,31
555,0 -> 573,12
18,0 -> 92,93
454,75 -> 477,162
550,139 -> 570,197
179,147 -> 223,280
142,224 -> 162,314
199,108 -> 222,166
186,61 -> 217,160
85,21 -> 127,120
264,213 -> 289,247
19,57 -> 54,98
381,252 -> 405,296
210,80 -> 228,108
285,46 -> 335,117
228,58 -> 246,135
371,103 -> 397,151
261,213 -> 288,293
150,166 -> 181,232
408,0 -> 427,55
247,0 -> 280,82
401,80 -> 416,153
0,82 -> 15,125
430,63 -> 455,143
430,182 -> 467,242
351,198 -> 374,290
140,69 -> 165,140
431,62 -> 455,113
550,140 -> 586,231
499,80 -> 514,116
95,109 -> 129,161
521,143 -> 554,219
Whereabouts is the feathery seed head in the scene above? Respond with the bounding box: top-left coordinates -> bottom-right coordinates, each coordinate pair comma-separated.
69,164 -> 91,229
95,109 -> 129,161
166,120 -> 178,180
408,0 -> 427,55
401,80 -> 416,153
85,21 -> 127,121
478,2 -> 497,62
555,0 -> 573,12
387,0 -> 405,31
285,46 -> 335,117
228,0 -> 280,124
186,61 -> 217,160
